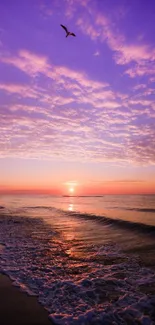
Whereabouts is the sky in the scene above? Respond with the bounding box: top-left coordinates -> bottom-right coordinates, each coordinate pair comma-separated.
0,0 -> 155,195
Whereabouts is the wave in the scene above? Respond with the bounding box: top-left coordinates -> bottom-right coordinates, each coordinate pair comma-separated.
110,207 -> 155,213
3,203 -> 155,237
21,205 -> 155,236
69,211 -> 155,235
23,206 -> 52,209
126,208 -> 155,213
0,213 -> 155,324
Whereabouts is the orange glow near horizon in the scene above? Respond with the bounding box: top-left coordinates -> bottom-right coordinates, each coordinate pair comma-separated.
0,179 -> 155,195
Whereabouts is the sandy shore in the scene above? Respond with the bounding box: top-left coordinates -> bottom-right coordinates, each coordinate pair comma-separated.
0,273 -> 53,325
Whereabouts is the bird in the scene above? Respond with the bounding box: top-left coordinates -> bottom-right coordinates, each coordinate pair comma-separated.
60,24 -> 76,37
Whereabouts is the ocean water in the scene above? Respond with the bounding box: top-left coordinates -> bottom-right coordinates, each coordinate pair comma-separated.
0,194 -> 155,324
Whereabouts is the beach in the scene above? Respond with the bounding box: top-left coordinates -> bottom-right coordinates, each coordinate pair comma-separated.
0,273 -> 52,325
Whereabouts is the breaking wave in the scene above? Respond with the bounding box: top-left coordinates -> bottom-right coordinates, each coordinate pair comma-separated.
0,212 -> 155,324
20,205 -> 155,235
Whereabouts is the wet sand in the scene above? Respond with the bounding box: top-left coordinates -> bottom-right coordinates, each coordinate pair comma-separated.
0,273 -> 53,325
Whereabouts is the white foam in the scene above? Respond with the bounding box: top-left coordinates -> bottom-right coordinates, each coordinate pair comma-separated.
0,214 -> 155,324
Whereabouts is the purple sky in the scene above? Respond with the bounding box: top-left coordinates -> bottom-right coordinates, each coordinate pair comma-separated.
0,0 -> 155,194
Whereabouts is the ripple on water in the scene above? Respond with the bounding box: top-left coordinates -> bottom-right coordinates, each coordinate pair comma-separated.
0,214 -> 155,325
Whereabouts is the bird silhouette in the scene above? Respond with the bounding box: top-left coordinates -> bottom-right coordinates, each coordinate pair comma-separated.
60,24 -> 76,37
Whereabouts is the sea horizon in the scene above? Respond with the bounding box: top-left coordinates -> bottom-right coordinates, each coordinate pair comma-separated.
1,193 -> 155,323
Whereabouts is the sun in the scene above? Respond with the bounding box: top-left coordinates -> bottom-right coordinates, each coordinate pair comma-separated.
69,187 -> 74,193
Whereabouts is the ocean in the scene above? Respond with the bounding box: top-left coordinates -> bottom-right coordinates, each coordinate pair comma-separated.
0,194 -> 155,324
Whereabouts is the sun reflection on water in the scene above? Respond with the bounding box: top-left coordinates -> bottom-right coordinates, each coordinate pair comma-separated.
68,203 -> 74,211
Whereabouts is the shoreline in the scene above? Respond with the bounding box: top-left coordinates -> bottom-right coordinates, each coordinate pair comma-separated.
0,273 -> 53,325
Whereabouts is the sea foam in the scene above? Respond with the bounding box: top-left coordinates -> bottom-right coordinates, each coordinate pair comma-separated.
0,213 -> 155,324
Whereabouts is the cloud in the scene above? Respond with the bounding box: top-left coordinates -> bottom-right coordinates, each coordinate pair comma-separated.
0,104 -> 155,164
94,50 -> 100,56
65,0 -> 91,18
39,2 -> 53,18
38,0 -> 155,81
0,50 -> 49,77
0,49 -> 122,112
76,17 -> 100,40
92,179 -> 145,184
0,50 -> 155,164
150,77 -> 155,83
115,44 -> 155,65
0,83 -> 38,98
128,99 -> 153,107
64,180 -> 78,186
125,62 -> 155,78
134,84 -> 147,91
0,50 -> 108,89
68,3 -> 155,79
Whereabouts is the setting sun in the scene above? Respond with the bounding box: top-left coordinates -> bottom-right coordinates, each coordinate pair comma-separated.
69,188 -> 74,193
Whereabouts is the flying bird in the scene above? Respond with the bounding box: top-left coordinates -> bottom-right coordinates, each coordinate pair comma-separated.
60,24 -> 76,37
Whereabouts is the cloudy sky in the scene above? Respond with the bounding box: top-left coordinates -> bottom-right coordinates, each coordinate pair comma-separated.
0,0 -> 155,195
